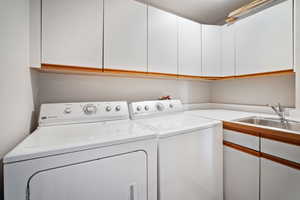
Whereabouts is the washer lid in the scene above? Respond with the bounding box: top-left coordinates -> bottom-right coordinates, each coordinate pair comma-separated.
4,120 -> 156,163
134,113 -> 220,138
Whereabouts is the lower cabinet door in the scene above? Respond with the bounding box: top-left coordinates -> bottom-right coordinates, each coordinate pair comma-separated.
28,151 -> 147,200
224,146 -> 260,200
159,128 -> 223,200
261,158 -> 300,200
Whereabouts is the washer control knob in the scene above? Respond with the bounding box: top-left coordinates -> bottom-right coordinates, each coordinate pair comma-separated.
136,105 -> 142,111
115,105 -> 121,112
83,104 -> 97,115
156,103 -> 165,111
106,106 -> 112,112
169,104 -> 174,109
64,107 -> 72,114
144,105 -> 150,111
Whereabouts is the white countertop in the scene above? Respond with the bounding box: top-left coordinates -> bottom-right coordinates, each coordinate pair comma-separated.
186,109 -> 300,135
185,109 -> 256,121
133,113 -> 221,138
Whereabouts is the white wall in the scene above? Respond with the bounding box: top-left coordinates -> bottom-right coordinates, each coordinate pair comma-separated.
295,0 -> 300,110
37,73 -> 211,105
211,74 -> 295,107
0,0 -> 35,198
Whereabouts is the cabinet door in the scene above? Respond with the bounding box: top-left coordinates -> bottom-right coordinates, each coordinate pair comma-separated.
224,146 -> 260,200
42,0 -> 103,68
148,6 -> 178,74
178,17 -> 202,76
104,0 -> 147,71
159,128 -> 223,200
236,0 -> 293,75
29,152 -> 147,200
221,24 -> 235,76
202,25 -> 222,76
261,158 -> 300,200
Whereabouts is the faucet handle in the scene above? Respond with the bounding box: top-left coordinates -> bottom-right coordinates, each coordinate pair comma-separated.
267,104 -> 278,112
277,103 -> 285,112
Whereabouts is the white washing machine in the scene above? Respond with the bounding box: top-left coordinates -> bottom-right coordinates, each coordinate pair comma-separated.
4,101 -> 157,200
129,100 -> 223,200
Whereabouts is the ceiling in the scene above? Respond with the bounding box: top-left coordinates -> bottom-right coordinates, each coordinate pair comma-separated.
138,0 -> 253,24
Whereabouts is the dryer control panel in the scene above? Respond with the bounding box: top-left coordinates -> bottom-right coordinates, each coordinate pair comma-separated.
39,101 -> 129,126
129,100 -> 183,119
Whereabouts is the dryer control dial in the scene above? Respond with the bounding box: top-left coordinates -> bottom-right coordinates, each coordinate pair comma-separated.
83,104 -> 97,115
115,105 -> 121,112
156,103 -> 165,111
136,105 -> 142,111
64,107 -> 72,114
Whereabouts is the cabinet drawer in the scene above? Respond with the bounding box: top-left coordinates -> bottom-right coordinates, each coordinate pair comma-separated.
224,129 -> 259,151
261,138 -> 300,163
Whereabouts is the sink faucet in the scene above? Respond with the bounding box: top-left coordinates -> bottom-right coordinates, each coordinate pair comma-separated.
268,103 -> 288,123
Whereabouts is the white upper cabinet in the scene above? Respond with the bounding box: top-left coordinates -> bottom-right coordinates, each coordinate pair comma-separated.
236,0 -> 293,75
104,0 -> 147,72
148,6 -> 178,74
202,25 -> 222,77
178,17 -> 202,76
42,0 -> 103,68
221,24 -> 235,76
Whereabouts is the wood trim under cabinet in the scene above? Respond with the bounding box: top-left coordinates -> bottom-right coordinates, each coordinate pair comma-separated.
38,64 -> 294,80
220,69 -> 294,80
40,63 -> 103,73
104,68 -> 178,78
223,140 -> 261,157
261,152 -> 300,171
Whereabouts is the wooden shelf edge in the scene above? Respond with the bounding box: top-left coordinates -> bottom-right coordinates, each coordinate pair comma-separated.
37,64 -> 294,81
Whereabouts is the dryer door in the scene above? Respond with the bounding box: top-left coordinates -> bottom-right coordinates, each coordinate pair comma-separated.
28,151 -> 147,200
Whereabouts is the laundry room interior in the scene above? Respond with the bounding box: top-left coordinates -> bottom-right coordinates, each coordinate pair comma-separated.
1,0 -> 300,200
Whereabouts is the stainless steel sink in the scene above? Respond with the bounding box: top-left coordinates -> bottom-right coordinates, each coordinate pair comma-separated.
236,117 -> 300,132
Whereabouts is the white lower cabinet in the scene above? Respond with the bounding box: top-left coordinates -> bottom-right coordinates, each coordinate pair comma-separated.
224,146 -> 260,200
261,158 -> 300,200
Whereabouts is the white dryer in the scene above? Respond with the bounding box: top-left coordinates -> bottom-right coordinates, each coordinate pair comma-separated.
4,102 -> 157,200
129,100 -> 223,200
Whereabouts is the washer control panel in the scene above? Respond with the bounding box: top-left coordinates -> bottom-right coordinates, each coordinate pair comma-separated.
39,101 -> 129,126
129,100 -> 183,119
